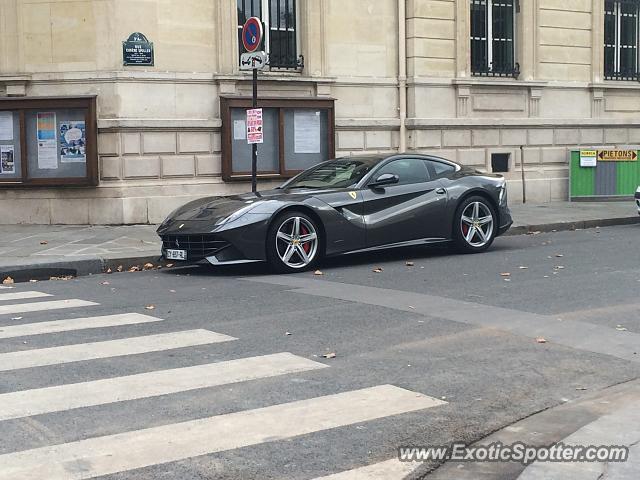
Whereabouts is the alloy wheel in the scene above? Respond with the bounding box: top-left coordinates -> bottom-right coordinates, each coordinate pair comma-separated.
275,216 -> 319,269
460,201 -> 494,248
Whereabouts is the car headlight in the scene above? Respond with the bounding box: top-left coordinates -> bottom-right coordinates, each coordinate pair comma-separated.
214,203 -> 258,227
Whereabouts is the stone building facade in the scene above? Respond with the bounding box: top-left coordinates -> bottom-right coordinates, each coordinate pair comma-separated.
0,0 -> 638,224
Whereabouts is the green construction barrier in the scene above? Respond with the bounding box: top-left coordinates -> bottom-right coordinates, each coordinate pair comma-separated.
570,150 -> 640,200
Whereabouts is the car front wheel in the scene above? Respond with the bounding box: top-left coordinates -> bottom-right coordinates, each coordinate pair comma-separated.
267,211 -> 322,273
453,196 -> 497,253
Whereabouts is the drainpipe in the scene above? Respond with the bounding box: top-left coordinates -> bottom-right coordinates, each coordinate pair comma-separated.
398,0 -> 407,152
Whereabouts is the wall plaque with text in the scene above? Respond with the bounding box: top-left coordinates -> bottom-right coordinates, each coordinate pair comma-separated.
123,32 -> 154,66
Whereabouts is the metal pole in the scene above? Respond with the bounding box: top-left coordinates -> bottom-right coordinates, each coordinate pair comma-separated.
251,67 -> 258,193
520,145 -> 526,204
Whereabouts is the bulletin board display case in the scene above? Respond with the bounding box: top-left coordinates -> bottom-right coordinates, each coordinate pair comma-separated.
221,96 -> 335,182
0,96 -> 98,187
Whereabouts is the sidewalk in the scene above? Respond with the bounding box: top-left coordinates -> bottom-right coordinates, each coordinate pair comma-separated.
1,201 -> 638,281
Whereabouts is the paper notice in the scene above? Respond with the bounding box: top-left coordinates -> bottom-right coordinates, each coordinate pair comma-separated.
60,121 -> 86,163
0,145 -> 15,174
0,112 -> 13,141
37,112 -> 58,169
234,120 -> 246,140
294,111 -> 321,154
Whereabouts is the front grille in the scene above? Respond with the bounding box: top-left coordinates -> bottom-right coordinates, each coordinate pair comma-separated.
161,234 -> 230,261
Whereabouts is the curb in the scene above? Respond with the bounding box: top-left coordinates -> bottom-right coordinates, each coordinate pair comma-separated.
505,215 -> 640,236
0,254 -> 162,284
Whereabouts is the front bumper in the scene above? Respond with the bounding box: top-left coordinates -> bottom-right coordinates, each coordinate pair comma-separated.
157,213 -> 272,265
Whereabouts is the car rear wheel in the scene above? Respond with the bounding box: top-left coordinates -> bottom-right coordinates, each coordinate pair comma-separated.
453,196 -> 497,253
267,211 -> 322,273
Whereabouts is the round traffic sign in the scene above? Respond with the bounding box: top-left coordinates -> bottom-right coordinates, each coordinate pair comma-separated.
242,17 -> 263,53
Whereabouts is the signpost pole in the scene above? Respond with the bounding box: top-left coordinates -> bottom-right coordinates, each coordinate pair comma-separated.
251,67 -> 258,193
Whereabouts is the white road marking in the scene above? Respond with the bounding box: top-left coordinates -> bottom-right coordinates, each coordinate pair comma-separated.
0,299 -> 98,316
0,329 -> 236,372
311,459 -> 418,479
0,291 -> 52,302
0,352 -> 327,421
0,385 -> 445,480
0,313 -> 162,339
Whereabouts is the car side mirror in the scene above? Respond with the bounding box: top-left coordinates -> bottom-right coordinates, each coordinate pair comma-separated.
369,173 -> 399,188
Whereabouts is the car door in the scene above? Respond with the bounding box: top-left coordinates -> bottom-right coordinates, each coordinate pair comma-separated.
361,157 -> 449,247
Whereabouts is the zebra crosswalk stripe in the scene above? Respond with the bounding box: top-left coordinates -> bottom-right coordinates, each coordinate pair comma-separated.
0,352 -> 327,421
310,459 -> 417,479
0,291 -> 52,302
0,385 -> 445,480
0,313 -> 162,339
0,329 -> 236,372
0,299 -> 98,316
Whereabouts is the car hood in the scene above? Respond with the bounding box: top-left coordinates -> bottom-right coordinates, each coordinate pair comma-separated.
161,188 -> 343,224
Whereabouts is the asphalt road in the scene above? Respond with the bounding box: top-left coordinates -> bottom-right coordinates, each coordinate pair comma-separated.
0,224 -> 639,479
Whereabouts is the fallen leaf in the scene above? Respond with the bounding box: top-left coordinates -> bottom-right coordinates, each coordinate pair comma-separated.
143,263 -> 154,270
504,278 -> 511,282
554,266 -> 565,270
39,240 -> 48,245
285,332 -> 292,336
11,317 -> 22,321
536,337 -> 548,344
408,306 -> 415,309
519,266 -> 528,270
116,265 -> 123,272
314,270 -> 324,276
575,387 -> 587,391
322,352 -> 336,359
29,279 -> 38,283
555,254 -> 564,258
145,305 -> 155,310
405,261 -> 414,267
50,275 -> 74,281
373,267 -> 383,273
166,263 -> 174,268
169,289 -> 176,293
129,266 -> 140,272
500,272 -> 511,277
616,325 -> 628,332
106,268 -> 112,274
100,281 -> 110,286
2,276 -> 14,285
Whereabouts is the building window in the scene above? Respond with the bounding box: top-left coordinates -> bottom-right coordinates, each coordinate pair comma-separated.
605,0 -> 640,80
237,0 -> 303,70
471,0 -> 519,78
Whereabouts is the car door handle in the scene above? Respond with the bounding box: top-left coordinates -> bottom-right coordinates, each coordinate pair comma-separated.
435,188 -> 447,195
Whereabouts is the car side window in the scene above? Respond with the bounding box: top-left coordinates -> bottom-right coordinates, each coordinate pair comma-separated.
426,160 -> 456,179
373,159 -> 430,186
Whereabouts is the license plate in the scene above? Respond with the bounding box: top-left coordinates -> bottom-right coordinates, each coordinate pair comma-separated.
166,249 -> 187,261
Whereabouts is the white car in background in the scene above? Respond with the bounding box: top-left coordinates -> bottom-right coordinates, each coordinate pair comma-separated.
636,186 -> 640,215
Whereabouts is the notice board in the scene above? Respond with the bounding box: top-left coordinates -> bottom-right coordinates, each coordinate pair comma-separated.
570,150 -> 640,200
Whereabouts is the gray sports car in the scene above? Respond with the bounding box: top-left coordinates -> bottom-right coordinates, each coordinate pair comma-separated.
157,154 -> 513,273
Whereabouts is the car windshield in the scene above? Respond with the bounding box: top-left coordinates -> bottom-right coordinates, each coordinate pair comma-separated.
283,158 -> 379,189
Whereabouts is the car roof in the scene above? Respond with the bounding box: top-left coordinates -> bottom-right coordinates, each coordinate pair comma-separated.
334,153 -> 460,169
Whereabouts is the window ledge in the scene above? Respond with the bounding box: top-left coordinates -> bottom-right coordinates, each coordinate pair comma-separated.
453,78 -> 548,88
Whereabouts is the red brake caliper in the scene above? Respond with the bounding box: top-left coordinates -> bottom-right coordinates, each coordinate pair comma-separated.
462,223 -> 469,236
300,225 -> 311,253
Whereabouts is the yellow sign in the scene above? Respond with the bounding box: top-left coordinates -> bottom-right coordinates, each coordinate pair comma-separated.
348,191 -> 357,200
597,150 -> 638,161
